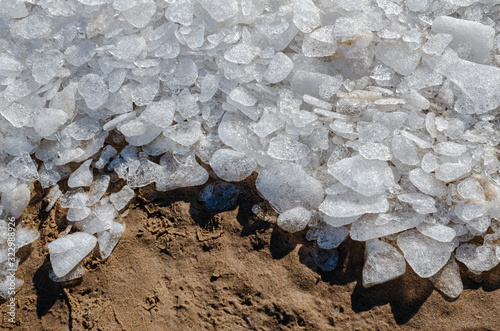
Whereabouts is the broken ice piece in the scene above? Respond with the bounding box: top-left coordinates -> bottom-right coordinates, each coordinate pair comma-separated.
256,161 -> 324,212
86,175 -> 110,206
109,185 -> 134,211
277,207 -> 311,232
317,225 -> 348,249
68,159 -> 93,188
397,229 -> 456,278
455,244 -> 500,274
429,255 -> 463,299
2,184 -> 31,218
435,163 -> 471,183
78,74 -> 109,110
209,149 -> 257,182
49,265 -> 85,283
320,191 -> 389,219
264,52 -> 293,84
0,277 -> 23,299
328,155 -> 395,197
75,203 -> 116,234
409,168 -> 447,197
6,153 -> 38,181
97,221 -> 126,259
457,178 -> 484,200
362,239 -> 406,288
350,212 -> 425,241
397,193 -> 437,214
60,189 -> 88,209
49,232 -> 97,277
417,222 -> 456,242
67,207 -> 91,222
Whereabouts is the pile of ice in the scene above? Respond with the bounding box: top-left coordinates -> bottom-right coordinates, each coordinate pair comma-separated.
0,0 -> 499,299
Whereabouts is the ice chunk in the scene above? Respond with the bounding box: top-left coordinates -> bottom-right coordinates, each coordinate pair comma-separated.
422,33 -> 453,56
358,143 -> 392,161
429,256 -> 463,299
67,207 -> 91,222
409,168 -> 447,197
45,185 -> 62,212
427,50 -> 500,114
421,153 -> 439,173
68,160 -> 93,188
6,153 -> 38,181
15,225 -> 39,248
432,16 -> 494,63
76,203 -> 116,234
350,212 -> 425,241
49,265 -> 85,283
317,225 -> 349,249
109,186 -> 134,210
32,50 -> 65,85
392,135 -> 419,166
0,277 -> 23,299
253,107 -> 284,137
277,207 -> 311,232
267,136 -> 310,161
1,102 -> 32,128
12,14 -> 52,39
320,191 -> 389,219
176,88 -> 200,118
97,221 -> 126,259
264,52 -> 294,84
86,175 -> 110,206
95,146 -> 117,170
256,161 -> 324,212
455,244 -> 500,274
435,163 -> 471,183
362,240 -> 406,288
165,0 -> 193,26
229,86 -> 257,106
397,193 -> 437,214
210,149 -> 257,182
293,0 -> 322,33
2,184 -> 30,218
110,35 -> 147,62
64,117 -> 101,141
457,178 -> 484,200
375,40 -> 422,75
60,189 -> 88,209
33,108 -> 69,137
155,155 -> 209,191
417,222 -> 456,242
328,155 -> 395,197
64,41 -> 97,67
49,232 -> 97,277
199,74 -> 219,103
397,230 -> 456,278
198,0 -> 238,22
433,142 -> 467,157
121,0 -> 156,28
224,44 -> 260,64
407,0 -> 430,11
78,74 -> 109,110
168,121 -> 202,146
302,34 -> 337,57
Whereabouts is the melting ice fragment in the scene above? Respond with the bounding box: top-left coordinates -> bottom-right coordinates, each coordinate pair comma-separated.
328,155 -> 395,197
397,230 -> 456,278
49,232 -> 97,277
256,161 -> 324,212
362,239 -> 406,288
209,149 -> 257,182
277,207 -> 311,232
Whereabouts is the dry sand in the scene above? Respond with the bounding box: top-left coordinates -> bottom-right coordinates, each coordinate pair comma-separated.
2,178 -> 500,330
